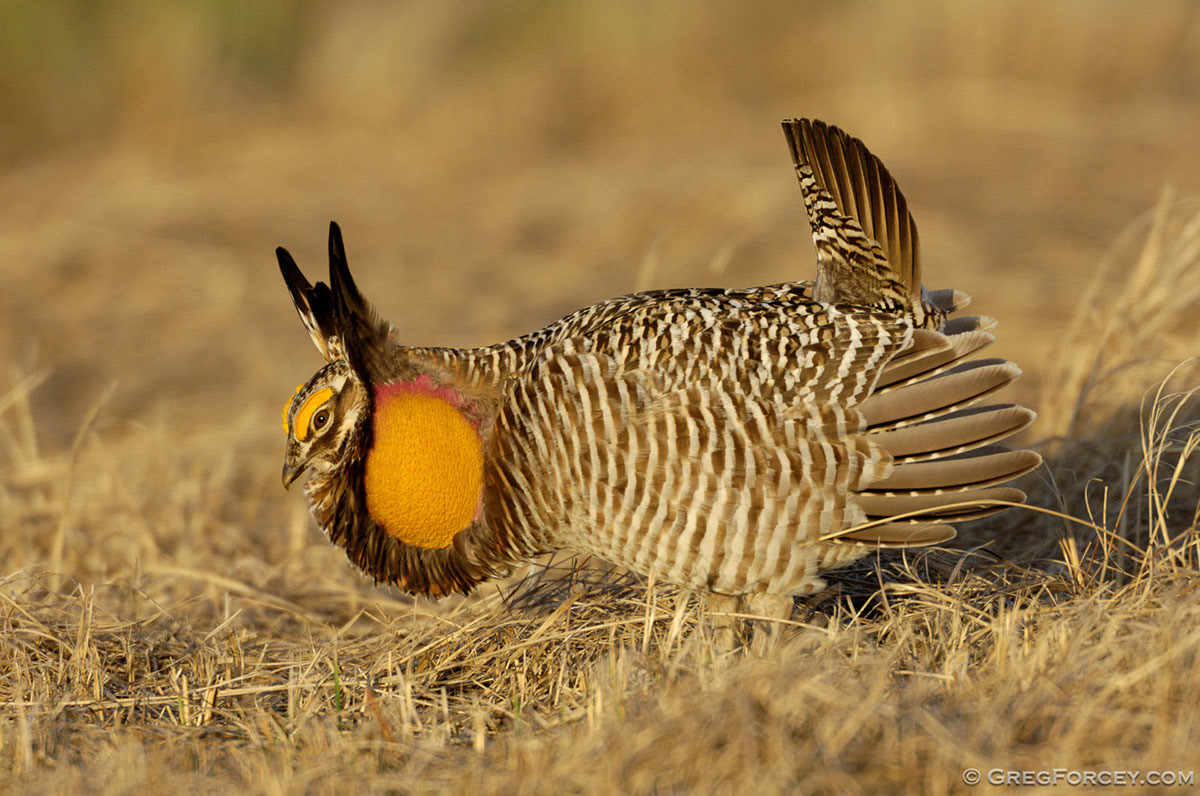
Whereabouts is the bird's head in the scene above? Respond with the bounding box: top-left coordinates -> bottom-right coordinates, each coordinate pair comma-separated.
275,221 -> 387,490
280,359 -> 366,488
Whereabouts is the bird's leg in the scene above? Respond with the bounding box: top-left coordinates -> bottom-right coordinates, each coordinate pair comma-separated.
743,593 -> 795,657
705,592 -> 744,653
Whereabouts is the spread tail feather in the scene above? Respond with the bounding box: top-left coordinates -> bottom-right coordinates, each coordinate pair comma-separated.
842,330 -> 1040,536
858,486 -> 1027,523
782,118 -> 931,323
867,446 -> 1041,493
837,522 -> 956,547
872,404 -> 1036,462
861,359 -> 1021,429
874,326 -> 995,392
840,298 -> 1039,543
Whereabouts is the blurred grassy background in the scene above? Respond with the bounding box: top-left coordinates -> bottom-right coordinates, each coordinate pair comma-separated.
3,0 -> 1198,444
2,3 -> 1200,789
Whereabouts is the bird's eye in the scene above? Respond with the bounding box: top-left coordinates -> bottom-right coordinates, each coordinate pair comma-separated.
292,386 -> 335,442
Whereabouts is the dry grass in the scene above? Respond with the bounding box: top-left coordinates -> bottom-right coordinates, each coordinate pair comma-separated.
3,2 -> 1200,792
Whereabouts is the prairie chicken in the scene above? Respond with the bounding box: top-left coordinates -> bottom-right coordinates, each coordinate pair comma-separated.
278,119 -> 1040,626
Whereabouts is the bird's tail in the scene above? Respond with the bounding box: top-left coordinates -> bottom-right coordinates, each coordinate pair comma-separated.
784,118 -> 1041,546
782,118 -> 936,326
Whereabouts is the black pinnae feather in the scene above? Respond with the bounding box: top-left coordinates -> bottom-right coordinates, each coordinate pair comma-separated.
307,281 -> 337,342
277,246 -> 313,314
327,221 -> 389,384
327,222 -> 367,381
328,222 -> 359,307
278,245 -> 340,359
328,222 -> 375,329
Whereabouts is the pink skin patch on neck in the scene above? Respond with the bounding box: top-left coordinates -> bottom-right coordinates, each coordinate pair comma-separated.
375,373 -> 464,407
374,375 -> 487,433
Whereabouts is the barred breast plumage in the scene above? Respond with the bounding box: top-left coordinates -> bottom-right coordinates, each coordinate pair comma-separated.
277,118 -> 1041,615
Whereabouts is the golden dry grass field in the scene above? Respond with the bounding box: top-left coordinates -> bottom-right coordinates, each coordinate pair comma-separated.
3,2 -> 1200,792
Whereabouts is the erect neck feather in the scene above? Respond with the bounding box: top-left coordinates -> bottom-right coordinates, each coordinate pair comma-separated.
363,374 -> 484,550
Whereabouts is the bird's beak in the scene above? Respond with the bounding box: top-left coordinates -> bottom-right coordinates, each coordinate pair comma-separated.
282,461 -> 307,490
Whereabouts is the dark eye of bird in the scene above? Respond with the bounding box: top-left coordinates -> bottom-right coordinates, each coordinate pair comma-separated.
313,410 -> 329,430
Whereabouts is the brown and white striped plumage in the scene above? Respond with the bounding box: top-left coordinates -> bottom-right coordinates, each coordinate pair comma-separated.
278,118 -> 1040,603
